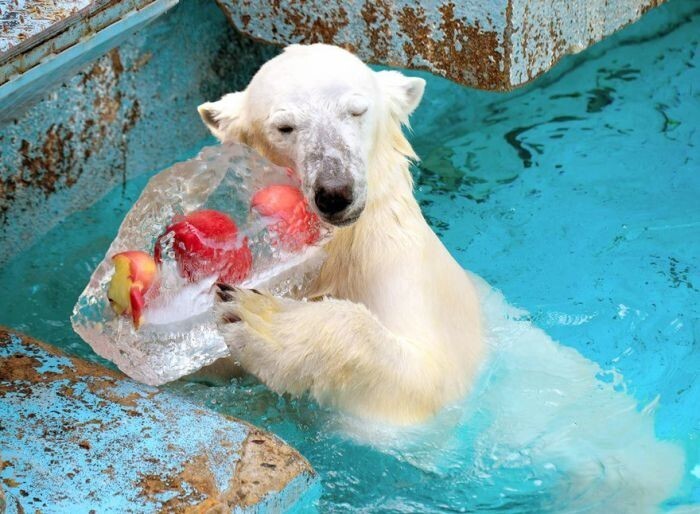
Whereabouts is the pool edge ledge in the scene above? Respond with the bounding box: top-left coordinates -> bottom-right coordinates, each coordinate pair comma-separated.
0,326 -> 318,513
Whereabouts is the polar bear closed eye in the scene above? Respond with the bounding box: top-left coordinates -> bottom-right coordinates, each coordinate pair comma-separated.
198,43 -> 484,424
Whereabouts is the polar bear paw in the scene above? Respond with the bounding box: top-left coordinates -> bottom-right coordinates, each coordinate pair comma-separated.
213,283 -> 293,386
215,282 -> 281,324
214,282 -> 287,353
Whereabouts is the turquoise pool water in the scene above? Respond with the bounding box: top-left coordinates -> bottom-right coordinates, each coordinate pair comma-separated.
1,0 -> 698,512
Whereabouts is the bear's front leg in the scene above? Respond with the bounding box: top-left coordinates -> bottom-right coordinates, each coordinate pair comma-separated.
214,284 -> 446,424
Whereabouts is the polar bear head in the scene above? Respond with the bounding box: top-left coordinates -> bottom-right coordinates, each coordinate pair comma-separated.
198,44 -> 425,227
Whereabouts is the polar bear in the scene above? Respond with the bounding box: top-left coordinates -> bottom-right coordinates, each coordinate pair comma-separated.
197,44 -> 686,512
199,43 -> 483,425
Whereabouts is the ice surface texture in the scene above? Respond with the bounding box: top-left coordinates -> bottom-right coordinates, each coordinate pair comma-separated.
71,143 -> 329,385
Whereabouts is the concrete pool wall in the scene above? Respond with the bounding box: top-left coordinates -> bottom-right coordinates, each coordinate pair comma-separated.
217,0 -> 667,89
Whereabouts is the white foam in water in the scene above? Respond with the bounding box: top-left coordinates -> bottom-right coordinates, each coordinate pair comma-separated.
335,274 -> 685,513
71,143 -> 330,386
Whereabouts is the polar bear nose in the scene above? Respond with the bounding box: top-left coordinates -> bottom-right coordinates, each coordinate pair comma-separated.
314,183 -> 353,217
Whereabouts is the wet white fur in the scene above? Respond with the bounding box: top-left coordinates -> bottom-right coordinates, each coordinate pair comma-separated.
199,44 -> 483,424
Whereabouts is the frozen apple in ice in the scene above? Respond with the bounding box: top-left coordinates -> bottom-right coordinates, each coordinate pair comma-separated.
251,184 -> 320,251
108,250 -> 158,329
154,209 -> 252,284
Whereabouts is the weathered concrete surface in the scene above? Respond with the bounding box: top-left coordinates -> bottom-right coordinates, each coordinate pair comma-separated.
216,0 -> 666,90
0,0 -> 92,55
0,327 -> 318,512
0,486 -> 22,514
0,0 -> 277,266
506,0 -> 665,86
0,0 -> 178,116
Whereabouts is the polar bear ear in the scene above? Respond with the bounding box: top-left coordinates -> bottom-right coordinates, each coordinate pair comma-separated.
375,70 -> 426,124
197,92 -> 245,141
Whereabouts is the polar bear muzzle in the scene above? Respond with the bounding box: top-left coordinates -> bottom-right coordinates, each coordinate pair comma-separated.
314,176 -> 354,219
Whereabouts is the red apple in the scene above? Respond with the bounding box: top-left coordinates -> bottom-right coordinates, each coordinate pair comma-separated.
251,185 -> 320,251
108,250 -> 158,329
154,209 -> 252,284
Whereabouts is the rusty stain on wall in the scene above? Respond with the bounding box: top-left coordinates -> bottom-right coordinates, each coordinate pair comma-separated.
360,3 -> 391,62
216,0 -> 667,90
214,0 -> 509,89
397,4 -> 506,88
0,49 -> 140,225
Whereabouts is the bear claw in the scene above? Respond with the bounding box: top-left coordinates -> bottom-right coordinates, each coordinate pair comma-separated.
216,287 -> 235,303
221,312 -> 241,324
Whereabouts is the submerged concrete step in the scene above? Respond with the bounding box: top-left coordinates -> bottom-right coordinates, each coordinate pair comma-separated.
0,327 -> 318,513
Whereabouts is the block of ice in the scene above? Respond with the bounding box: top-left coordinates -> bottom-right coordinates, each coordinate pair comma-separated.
71,143 -> 329,385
